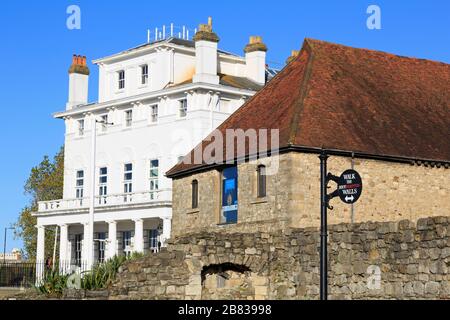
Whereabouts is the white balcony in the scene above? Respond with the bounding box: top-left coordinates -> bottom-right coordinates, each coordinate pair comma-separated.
37,189 -> 172,214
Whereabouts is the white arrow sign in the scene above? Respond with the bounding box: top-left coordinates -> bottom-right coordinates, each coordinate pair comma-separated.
345,195 -> 354,203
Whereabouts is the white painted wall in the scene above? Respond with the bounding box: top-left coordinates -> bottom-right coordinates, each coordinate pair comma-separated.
246,51 -> 267,85
98,45 -> 198,103
193,40 -> 219,84
62,91 -> 245,201
67,73 -> 89,109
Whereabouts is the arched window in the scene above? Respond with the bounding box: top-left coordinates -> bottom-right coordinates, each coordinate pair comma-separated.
257,165 -> 266,198
192,179 -> 199,209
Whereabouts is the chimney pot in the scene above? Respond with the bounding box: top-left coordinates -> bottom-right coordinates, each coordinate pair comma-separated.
249,36 -> 262,45
193,17 -> 219,42
68,54 -> 90,75
244,36 -> 267,53
285,50 -> 300,65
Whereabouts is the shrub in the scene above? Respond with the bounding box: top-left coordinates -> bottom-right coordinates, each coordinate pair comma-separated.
35,268 -> 70,297
36,253 -> 144,294
81,255 -> 128,290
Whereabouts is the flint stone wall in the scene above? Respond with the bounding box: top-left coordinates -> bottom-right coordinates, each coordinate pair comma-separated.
106,216 -> 450,300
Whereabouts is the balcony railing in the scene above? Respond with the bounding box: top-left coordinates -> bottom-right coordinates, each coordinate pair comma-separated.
37,189 -> 171,213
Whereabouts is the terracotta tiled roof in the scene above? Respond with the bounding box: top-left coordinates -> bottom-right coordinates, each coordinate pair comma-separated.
167,38 -> 450,178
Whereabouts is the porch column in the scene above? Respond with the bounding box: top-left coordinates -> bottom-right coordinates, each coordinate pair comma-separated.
107,221 -> 117,259
36,225 -> 45,284
59,224 -> 69,272
133,219 -> 144,253
161,217 -> 172,247
82,222 -> 90,270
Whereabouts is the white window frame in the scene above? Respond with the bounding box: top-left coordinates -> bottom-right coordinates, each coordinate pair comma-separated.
122,231 -> 132,257
148,229 -> 160,253
99,167 -> 107,204
75,170 -> 84,204
150,104 -> 158,123
97,232 -> 106,264
118,70 -> 125,90
74,234 -> 83,266
125,109 -> 133,127
149,159 -> 159,200
179,99 -> 187,118
123,163 -> 133,202
141,64 -> 149,85
78,119 -> 85,136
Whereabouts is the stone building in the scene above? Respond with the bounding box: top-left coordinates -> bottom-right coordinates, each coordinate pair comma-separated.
166,38 -> 450,237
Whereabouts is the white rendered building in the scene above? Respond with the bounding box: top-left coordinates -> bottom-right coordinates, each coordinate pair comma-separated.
33,19 -> 274,273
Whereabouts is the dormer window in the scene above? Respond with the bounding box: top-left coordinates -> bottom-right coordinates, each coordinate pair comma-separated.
141,65 -> 149,85
118,70 -> 125,90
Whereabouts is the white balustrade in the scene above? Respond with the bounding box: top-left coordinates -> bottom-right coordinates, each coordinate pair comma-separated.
37,189 -> 171,213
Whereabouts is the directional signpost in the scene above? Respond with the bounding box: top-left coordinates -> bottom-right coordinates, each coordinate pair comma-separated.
319,151 -> 363,300
337,169 -> 363,204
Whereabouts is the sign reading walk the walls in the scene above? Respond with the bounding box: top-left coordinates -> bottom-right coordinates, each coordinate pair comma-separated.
326,168 -> 363,205
337,169 -> 363,204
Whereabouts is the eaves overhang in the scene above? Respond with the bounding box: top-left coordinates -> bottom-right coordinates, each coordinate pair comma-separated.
53,82 -> 257,119
165,145 -> 450,179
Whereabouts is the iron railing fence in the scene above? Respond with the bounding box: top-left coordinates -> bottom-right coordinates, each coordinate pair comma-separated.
0,261 -> 91,288
0,262 -> 36,288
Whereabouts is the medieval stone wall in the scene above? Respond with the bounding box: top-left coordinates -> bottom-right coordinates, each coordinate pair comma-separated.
107,216 -> 450,300
171,152 -> 450,236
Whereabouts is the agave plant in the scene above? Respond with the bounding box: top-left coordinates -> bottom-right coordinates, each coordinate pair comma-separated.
35,268 -> 70,296
129,251 -> 145,261
81,255 -> 129,290
36,253 -> 144,294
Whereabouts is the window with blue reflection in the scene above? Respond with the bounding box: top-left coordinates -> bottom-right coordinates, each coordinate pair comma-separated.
221,166 -> 238,224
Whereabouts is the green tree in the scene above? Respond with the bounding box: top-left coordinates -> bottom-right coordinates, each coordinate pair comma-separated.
14,147 -> 64,261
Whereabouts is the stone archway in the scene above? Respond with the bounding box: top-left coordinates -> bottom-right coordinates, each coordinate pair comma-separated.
175,236 -> 274,300
201,263 -> 253,300
183,251 -> 271,300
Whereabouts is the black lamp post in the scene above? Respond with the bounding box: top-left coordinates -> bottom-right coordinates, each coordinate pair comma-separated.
319,151 -> 329,300
3,227 -> 15,264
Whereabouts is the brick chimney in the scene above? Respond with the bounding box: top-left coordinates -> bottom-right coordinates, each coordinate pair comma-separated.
245,36 -> 268,85
67,54 -> 90,110
193,17 -> 220,85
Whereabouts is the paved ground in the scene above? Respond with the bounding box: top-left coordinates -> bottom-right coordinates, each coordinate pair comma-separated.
0,288 -> 22,299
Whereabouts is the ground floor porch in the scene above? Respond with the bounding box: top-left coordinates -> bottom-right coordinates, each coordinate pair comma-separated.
34,206 -> 172,279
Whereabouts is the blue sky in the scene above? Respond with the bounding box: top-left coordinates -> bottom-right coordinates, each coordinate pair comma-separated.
0,0 -> 448,252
